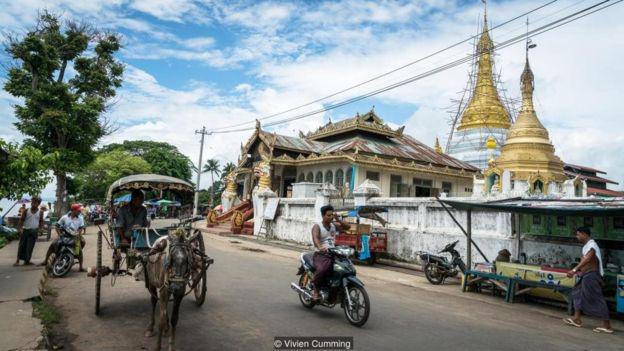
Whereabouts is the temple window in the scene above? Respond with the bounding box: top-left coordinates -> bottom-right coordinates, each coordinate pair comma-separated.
413,178 -> 432,197
335,169 -> 344,187
557,216 -> 566,226
298,173 -> 305,182
391,175 -> 405,197
306,172 -> 314,182
315,171 -> 323,183
325,170 -> 333,184
366,171 -> 380,181
442,181 -> 452,195
583,217 -> 593,227
346,168 -> 353,188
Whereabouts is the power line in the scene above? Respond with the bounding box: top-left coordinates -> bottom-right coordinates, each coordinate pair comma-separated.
208,0 -> 560,132
211,0 -> 619,135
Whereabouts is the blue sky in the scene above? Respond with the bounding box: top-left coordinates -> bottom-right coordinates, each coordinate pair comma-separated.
1,0 -> 623,195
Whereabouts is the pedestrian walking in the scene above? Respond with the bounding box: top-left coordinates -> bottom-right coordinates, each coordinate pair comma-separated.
563,227 -> 613,333
14,197 -> 43,266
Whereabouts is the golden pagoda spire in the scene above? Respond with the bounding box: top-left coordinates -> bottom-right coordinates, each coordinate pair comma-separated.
457,5 -> 511,131
434,137 -> 443,154
492,48 -> 566,187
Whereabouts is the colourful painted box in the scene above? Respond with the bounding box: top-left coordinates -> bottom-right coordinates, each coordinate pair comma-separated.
496,262 -> 576,301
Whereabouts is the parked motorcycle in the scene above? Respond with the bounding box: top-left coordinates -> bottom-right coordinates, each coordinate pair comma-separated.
50,225 -> 82,277
419,240 -> 466,285
290,246 -> 370,327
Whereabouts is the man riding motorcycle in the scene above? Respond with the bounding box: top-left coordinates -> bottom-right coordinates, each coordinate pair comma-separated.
310,205 -> 350,301
42,203 -> 86,271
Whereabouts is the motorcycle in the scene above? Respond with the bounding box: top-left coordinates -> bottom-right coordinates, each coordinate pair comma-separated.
50,225 -> 82,277
419,240 -> 466,285
290,246 -> 370,327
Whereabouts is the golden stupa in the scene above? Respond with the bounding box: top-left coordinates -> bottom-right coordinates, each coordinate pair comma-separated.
457,11 -> 511,131
490,53 -> 566,192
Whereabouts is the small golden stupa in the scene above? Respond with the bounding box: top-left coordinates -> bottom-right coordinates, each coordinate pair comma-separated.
490,51 -> 566,193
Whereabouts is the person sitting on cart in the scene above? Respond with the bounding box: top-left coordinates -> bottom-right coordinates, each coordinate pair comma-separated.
116,189 -> 149,246
311,205 -> 350,301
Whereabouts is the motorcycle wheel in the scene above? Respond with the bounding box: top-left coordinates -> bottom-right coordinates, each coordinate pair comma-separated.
52,252 -> 73,277
343,284 -> 370,327
298,274 -> 316,309
424,263 -> 444,285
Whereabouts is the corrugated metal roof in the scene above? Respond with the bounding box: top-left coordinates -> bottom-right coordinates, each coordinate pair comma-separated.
262,131 -> 478,171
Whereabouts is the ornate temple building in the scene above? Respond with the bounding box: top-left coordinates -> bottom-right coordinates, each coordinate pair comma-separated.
447,10 -> 512,170
229,111 -> 479,200
478,52 -> 568,196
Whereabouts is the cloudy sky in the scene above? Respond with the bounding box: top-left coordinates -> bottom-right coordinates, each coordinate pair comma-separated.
1,0 -> 623,198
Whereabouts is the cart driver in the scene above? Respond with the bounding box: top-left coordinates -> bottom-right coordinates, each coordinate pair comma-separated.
116,189 -> 149,245
311,205 -> 350,301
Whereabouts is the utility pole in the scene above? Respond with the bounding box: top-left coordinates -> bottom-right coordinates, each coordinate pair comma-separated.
194,127 -> 210,216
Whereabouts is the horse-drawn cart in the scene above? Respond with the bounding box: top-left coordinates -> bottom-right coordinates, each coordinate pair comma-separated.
89,174 -> 214,316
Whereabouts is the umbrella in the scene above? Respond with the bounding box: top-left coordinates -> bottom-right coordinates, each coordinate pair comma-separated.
145,199 -> 160,206
113,194 -> 131,205
156,199 -> 174,205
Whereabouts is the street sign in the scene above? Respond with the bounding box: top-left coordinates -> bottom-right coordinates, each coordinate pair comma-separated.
263,198 -> 280,220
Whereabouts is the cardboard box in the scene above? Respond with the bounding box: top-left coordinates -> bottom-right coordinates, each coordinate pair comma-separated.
355,224 -> 371,235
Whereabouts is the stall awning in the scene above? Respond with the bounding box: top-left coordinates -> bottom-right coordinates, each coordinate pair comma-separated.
439,198 -> 624,216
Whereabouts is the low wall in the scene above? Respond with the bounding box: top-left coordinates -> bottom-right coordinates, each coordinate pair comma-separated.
264,197 -> 624,269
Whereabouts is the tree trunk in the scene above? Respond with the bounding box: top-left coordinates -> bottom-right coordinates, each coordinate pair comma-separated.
210,172 -> 215,208
54,171 -> 68,217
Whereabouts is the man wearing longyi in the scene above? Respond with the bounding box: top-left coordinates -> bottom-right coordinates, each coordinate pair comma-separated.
563,227 -> 613,334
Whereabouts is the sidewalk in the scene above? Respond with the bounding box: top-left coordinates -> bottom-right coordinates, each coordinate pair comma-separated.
195,222 -> 624,327
0,238 -> 48,350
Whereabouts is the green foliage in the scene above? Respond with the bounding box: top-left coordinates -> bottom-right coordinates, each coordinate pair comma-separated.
0,139 -> 55,200
221,162 -> 236,180
73,150 -> 151,201
32,297 -> 60,326
202,159 -> 221,207
4,11 -> 123,213
100,140 -> 193,181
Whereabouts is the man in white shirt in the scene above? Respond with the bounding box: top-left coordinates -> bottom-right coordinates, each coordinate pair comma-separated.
42,204 -> 86,271
563,227 -> 613,333
14,197 -> 43,266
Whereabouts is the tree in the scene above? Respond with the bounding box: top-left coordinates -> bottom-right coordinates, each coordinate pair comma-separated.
202,159 -> 221,208
0,139 -> 55,200
100,140 -> 193,181
73,150 -> 151,201
4,12 -> 123,215
221,162 -> 237,180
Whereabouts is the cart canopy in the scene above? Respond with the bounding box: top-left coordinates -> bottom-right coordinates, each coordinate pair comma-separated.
106,174 -> 194,203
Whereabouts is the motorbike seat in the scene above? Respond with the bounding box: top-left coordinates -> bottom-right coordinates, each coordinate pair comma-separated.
302,252 -> 315,272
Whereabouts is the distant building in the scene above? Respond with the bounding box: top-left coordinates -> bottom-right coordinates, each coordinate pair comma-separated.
231,110 -> 479,199
564,164 -> 624,197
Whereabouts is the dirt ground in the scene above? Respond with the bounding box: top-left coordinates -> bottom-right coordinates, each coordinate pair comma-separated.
44,225 -> 624,351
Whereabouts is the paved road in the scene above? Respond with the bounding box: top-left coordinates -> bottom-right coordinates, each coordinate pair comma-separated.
48,227 -> 623,351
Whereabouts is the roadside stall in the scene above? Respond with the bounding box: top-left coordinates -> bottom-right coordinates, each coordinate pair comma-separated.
334,206 -> 388,265
437,197 -> 624,314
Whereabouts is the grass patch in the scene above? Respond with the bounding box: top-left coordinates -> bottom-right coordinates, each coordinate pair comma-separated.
32,297 -> 60,327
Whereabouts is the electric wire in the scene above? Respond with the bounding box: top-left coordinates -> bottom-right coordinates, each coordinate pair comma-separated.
209,0 -> 619,135
208,0 -> 560,132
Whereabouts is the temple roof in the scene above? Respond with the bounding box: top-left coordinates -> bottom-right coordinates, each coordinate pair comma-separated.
456,11 -> 511,131
303,109 -> 404,141
245,111 -> 479,172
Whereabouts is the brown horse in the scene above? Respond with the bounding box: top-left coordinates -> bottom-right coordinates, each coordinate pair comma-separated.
145,230 -> 192,351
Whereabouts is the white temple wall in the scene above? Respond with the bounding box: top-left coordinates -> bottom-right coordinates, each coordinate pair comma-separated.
264,196 -> 624,267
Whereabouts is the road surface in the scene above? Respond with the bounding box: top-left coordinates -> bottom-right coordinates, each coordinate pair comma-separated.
46,226 -> 622,350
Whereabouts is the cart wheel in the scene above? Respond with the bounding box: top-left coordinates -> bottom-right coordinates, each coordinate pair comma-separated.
192,230 -> 207,306
95,229 -> 102,315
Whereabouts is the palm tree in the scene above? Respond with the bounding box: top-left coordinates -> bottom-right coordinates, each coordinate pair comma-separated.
202,159 -> 221,208
221,162 -> 236,180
